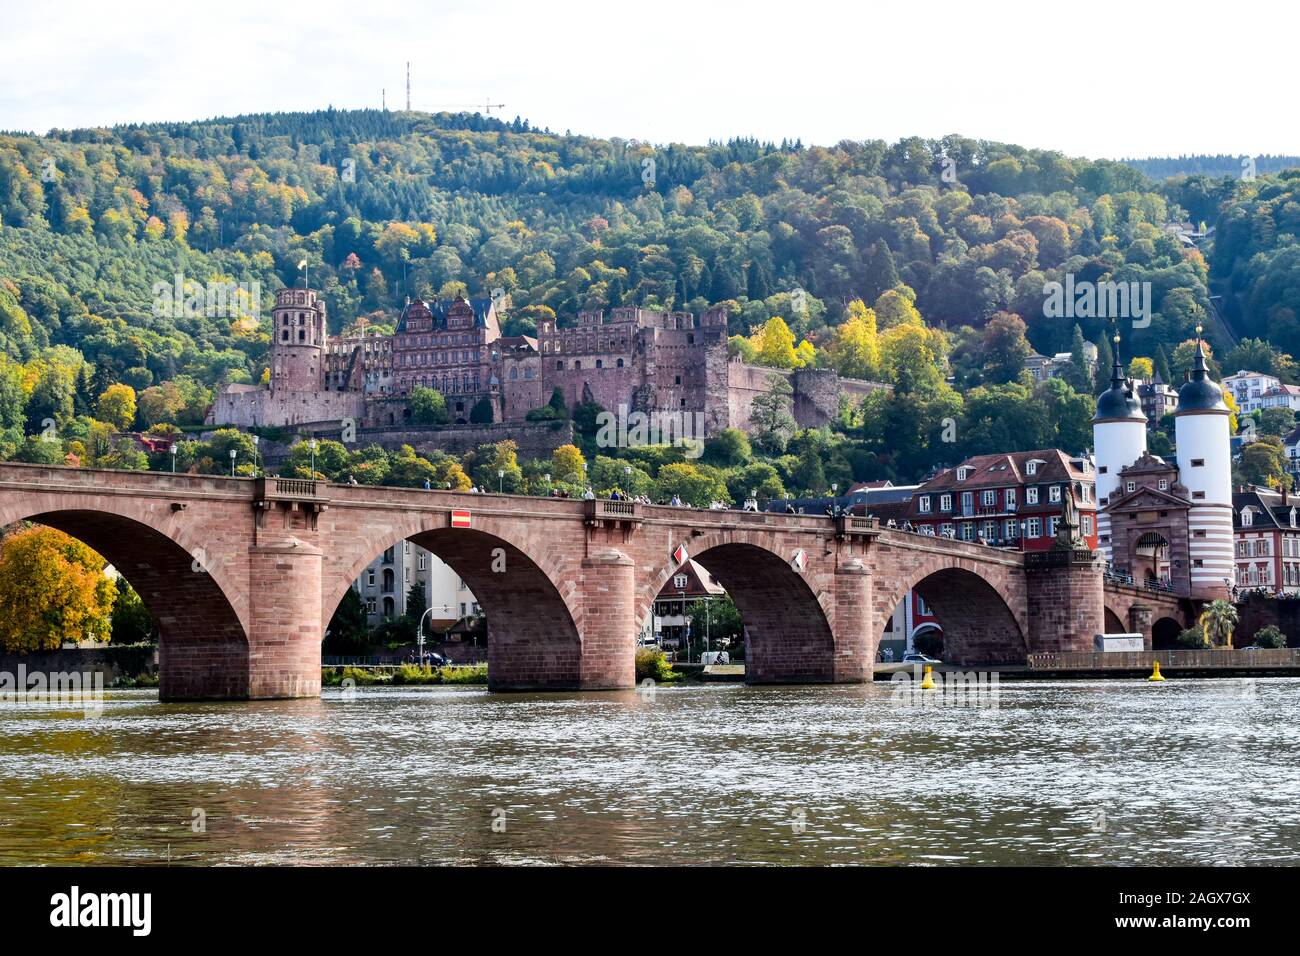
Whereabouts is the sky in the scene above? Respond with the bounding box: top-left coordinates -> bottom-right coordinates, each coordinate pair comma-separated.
0,0 -> 1293,159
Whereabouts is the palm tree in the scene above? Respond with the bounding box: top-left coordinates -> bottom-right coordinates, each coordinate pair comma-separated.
1199,600 -> 1240,649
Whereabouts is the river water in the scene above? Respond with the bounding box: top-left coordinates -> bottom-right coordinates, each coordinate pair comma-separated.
1,678 -> 1298,866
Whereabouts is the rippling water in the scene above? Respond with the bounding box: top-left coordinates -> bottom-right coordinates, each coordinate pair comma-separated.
1,678 -> 1298,866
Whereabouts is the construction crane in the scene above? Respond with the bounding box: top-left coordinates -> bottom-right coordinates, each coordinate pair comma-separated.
417,99 -> 507,115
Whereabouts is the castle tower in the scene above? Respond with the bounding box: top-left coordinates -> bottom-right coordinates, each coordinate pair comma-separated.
1174,330 -> 1234,600
1092,334 -> 1147,563
270,287 -> 327,392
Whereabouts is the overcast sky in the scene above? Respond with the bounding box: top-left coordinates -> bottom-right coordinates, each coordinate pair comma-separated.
1,0 -> 1291,159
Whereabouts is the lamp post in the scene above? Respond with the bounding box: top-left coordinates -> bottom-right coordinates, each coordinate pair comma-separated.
678,588 -> 687,663
497,468 -> 505,494
417,603 -> 452,663
251,434 -> 260,477
170,444 -> 177,474
229,448 -> 237,477
309,438 -> 317,477
624,464 -> 632,494
544,472 -> 551,496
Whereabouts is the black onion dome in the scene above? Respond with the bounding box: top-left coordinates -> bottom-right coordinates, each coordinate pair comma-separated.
1176,340 -> 1228,413
1094,354 -> 1146,422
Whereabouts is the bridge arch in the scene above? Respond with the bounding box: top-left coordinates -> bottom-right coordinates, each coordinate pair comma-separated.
322,512 -> 583,690
1153,616 -> 1183,650
639,531 -> 839,683
0,499 -> 250,698
876,559 -> 1027,665
1104,607 -> 1126,633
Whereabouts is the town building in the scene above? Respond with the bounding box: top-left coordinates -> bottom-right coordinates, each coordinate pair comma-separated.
1233,486 -> 1300,595
209,285 -> 889,437
1024,342 -> 1097,384
1093,333 -> 1234,600
902,450 -> 1098,550
353,542 -> 479,632
1135,373 -> 1179,424
1224,370 -> 1283,415
651,560 -> 725,653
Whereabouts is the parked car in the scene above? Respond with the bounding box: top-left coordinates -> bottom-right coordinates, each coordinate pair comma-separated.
901,653 -> 941,664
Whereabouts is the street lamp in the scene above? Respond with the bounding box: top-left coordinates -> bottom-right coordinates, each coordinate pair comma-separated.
417,603 -> 452,663
309,438 -> 318,476
497,468 -> 505,494
251,434 -> 260,477
229,448 -> 237,477
170,444 -> 177,474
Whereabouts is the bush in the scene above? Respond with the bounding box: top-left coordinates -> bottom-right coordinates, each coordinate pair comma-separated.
635,647 -> 680,682
1252,625 -> 1287,648
1176,625 -> 1208,649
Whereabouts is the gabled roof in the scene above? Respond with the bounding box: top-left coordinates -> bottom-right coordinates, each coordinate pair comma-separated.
395,295 -> 498,334
1234,486 -> 1300,531
915,449 -> 1088,494
1105,483 -> 1191,512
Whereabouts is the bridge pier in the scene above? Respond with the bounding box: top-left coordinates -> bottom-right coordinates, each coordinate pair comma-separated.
1025,548 -> 1104,654
160,538 -> 323,701
576,549 -> 638,690
831,558 -> 874,682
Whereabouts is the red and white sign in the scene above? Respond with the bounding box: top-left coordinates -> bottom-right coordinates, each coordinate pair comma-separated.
791,549 -> 807,572
451,510 -> 471,528
672,543 -> 689,566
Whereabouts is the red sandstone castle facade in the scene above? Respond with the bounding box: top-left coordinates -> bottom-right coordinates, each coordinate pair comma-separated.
210,286 -> 887,433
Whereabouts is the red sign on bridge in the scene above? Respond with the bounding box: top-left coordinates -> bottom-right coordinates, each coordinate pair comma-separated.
451,510 -> 471,528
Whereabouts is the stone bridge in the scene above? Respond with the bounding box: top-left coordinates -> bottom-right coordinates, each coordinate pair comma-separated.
0,464 -> 1192,700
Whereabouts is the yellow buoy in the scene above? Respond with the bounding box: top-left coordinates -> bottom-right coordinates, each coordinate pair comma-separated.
1147,661 -> 1165,682
919,664 -> 936,690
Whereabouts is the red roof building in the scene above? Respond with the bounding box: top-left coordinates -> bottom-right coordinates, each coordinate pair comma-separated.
903,449 -> 1098,551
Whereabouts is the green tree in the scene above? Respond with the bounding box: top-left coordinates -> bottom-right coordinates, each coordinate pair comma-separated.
749,375 -> 797,454
409,386 -> 450,426
687,595 -> 744,655
109,578 -> 155,644
324,587 -> 370,655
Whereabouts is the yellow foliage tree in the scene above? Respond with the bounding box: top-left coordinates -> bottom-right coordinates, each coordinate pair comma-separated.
1128,357 -> 1154,380
873,286 -> 923,328
552,443 -> 586,481
749,316 -> 800,369
96,383 -> 136,431
0,527 -> 117,652
826,299 -> 881,379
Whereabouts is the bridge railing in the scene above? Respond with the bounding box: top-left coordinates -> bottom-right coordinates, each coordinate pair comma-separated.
1028,648 -> 1300,670
585,498 -> 642,528
255,476 -> 324,501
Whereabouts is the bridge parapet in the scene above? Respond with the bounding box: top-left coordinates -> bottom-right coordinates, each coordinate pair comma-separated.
584,498 -> 642,530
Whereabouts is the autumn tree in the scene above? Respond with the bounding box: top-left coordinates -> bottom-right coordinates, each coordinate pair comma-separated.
0,527 -> 117,652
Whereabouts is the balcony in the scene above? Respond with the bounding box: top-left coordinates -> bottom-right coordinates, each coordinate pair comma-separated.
584,498 -> 642,531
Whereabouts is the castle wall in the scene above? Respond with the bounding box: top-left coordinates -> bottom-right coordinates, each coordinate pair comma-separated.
210,386 -> 365,429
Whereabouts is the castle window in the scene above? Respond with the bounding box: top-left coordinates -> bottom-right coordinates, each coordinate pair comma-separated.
509,368 -> 518,380
596,359 -> 603,369
675,375 -> 682,385
299,329 -> 306,341
282,331 -> 289,342
1126,481 -> 1135,493
525,368 -> 534,379
574,360 -> 582,370
688,334 -> 695,344
616,358 -> 624,368
1158,479 -> 1168,490
556,361 -> 563,370
1191,459 -> 1205,467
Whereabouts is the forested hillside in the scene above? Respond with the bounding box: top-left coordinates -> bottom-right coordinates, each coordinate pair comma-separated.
0,108 -> 1298,487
